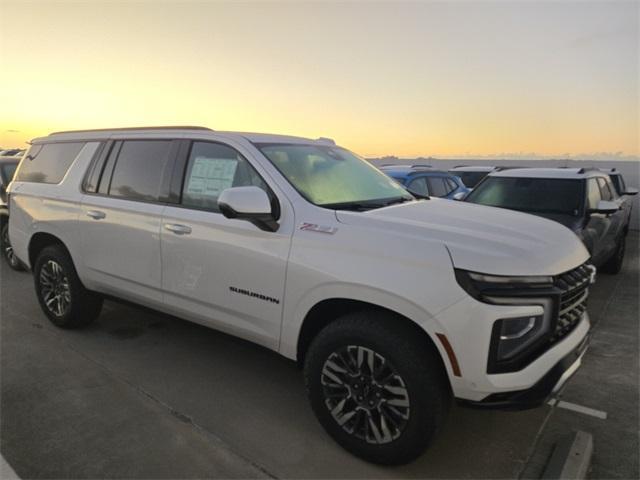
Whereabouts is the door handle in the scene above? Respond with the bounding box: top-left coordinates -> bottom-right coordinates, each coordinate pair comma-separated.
164,223 -> 192,235
86,210 -> 106,220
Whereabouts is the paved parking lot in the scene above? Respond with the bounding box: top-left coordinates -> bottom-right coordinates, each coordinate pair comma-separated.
1,233 -> 638,479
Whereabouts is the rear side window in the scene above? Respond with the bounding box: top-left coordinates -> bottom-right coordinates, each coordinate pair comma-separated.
181,142 -> 268,212
109,140 -> 172,202
15,142 -> 85,184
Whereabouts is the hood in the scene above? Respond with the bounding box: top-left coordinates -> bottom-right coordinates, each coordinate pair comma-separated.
336,199 -> 589,276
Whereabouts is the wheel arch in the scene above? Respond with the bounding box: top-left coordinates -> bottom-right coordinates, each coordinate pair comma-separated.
28,232 -> 71,269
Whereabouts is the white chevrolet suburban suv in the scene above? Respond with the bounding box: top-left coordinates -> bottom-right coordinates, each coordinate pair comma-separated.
9,127 -> 592,464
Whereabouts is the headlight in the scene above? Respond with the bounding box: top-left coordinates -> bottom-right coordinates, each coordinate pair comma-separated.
455,269 -> 558,373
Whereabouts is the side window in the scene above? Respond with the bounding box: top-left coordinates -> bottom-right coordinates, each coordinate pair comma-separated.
596,177 -> 612,201
445,177 -> 458,191
15,142 -> 85,184
109,140 -> 173,202
181,142 -> 268,212
587,178 -> 601,209
407,177 -> 429,196
427,177 -> 449,197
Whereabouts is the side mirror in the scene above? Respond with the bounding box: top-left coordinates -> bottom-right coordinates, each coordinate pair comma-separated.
218,186 -> 279,232
452,191 -> 467,201
623,187 -> 639,196
589,200 -> 619,215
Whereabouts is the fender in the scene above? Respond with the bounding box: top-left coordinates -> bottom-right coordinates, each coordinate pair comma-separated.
279,281 -> 454,366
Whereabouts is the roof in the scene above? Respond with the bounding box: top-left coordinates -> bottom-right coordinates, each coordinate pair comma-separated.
35,127 -> 335,147
448,166 -> 496,172
379,166 -> 452,179
489,167 -> 608,179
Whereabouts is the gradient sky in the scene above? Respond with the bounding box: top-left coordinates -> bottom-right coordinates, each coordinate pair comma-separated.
1,0 -> 638,158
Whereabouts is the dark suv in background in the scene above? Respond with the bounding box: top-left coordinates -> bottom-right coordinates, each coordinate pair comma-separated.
465,167 -> 636,274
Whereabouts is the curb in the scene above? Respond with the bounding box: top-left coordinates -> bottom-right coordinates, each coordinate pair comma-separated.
542,430 -> 593,479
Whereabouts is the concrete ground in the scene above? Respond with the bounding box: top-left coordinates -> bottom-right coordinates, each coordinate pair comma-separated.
1,233 -> 638,479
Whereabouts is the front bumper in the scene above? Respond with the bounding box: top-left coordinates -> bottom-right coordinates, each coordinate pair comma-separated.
458,333 -> 590,410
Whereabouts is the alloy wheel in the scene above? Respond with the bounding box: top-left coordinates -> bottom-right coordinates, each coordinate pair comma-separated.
321,345 -> 410,444
1,225 -> 18,268
39,260 -> 71,317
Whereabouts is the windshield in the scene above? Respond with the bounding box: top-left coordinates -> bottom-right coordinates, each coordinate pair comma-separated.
455,171 -> 490,188
0,162 -> 18,184
465,177 -> 584,216
257,144 -> 413,209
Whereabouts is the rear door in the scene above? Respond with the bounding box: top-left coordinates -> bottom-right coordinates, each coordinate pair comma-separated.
597,176 -> 624,249
79,139 -> 178,305
160,139 -> 292,349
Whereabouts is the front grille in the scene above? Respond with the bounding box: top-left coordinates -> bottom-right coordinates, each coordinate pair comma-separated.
549,263 -> 592,344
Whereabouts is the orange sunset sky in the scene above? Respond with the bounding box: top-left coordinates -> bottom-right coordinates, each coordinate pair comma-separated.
0,0 -> 638,159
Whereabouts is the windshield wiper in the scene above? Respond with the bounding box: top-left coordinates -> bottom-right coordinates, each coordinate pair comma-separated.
322,196 -> 415,211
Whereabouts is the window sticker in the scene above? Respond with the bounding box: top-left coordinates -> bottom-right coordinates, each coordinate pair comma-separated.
186,157 -> 238,197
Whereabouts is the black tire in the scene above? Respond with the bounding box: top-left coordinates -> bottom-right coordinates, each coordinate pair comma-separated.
33,245 -> 103,328
304,311 -> 451,465
600,235 -> 625,275
1,222 -> 25,271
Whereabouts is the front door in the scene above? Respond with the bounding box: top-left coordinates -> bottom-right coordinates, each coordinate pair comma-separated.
160,140 -> 292,349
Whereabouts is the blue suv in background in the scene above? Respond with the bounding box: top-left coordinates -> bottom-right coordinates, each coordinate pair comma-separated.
379,165 -> 470,199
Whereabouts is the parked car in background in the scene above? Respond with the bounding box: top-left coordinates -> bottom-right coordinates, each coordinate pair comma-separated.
9,127 -> 592,465
380,165 -> 470,199
448,165 -> 496,188
0,149 -> 25,157
465,168 -> 632,273
0,156 -> 24,270
598,168 -> 639,198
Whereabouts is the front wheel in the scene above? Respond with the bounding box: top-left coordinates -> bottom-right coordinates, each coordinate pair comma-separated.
1,222 -> 25,271
304,311 -> 450,465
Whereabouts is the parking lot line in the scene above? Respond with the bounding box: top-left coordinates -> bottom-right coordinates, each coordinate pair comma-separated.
548,399 -> 608,420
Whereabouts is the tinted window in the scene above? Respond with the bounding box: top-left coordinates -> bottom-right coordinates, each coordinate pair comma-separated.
466,177 -> 584,215
455,171 -> 488,188
596,177 -> 613,201
427,177 -> 449,197
407,177 -> 429,195
446,178 -> 458,191
109,141 -> 172,202
1,162 -> 18,184
587,178 -> 601,209
15,142 -> 84,184
182,142 -> 268,212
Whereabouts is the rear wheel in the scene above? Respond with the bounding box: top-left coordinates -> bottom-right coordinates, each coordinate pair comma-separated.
1,222 -> 25,271
601,235 -> 625,274
33,245 -> 103,328
304,311 -> 450,465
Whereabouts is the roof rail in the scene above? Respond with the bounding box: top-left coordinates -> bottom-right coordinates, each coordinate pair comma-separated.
50,126 -> 214,135
577,167 -> 601,174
